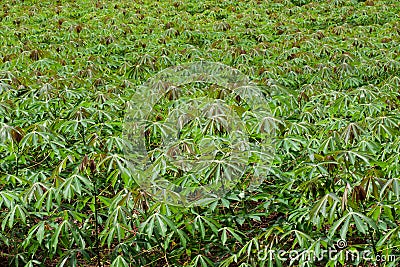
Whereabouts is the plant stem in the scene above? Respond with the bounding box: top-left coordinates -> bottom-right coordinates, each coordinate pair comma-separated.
368,224 -> 380,267
363,203 -> 380,267
93,173 -> 101,267
15,144 -> 19,177
80,124 -> 86,146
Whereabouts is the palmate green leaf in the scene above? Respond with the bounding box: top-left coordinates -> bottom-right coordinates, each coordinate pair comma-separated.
382,205 -> 395,222
105,136 -> 128,153
23,260 -> 42,267
341,122 -> 363,145
367,115 -> 399,142
58,251 -> 81,267
357,138 -> 380,155
337,150 -> 372,166
24,182 -> 46,204
282,230 -> 313,249
190,254 -> 214,267
52,155 -> 75,179
23,221 -> 46,248
51,220 -> 68,252
0,231 -> 9,246
0,173 -> 28,187
219,227 -> 243,246
376,226 -> 400,247
360,175 -> 384,201
353,214 -> 367,235
106,169 -> 120,187
56,174 -> 93,201
368,204 -> 382,221
278,136 -> 307,153
32,187 -> 59,212
193,214 -> 220,238
318,132 -> 341,155
140,214 -> 155,238
237,237 -> 260,260
18,126 -> 62,153
111,255 -> 129,267
310,193 -> 340,225
50,218 -> 86,254
328,211 -> 378,240
156,213 -> 168,237
139,212 -> 186,247
104,222 -> 127,246
219,254 -> 238,267
381,178 -> 400,201
99,153 -> 128,173
1,204 -> 27,230
105,205 -> 129,228
0,190 -> 20,209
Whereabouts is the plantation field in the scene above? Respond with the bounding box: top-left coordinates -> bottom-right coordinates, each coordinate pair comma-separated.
1,0 -> 400,266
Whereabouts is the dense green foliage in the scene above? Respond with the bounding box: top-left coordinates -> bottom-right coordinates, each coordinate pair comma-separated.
1,0 -> 400,266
